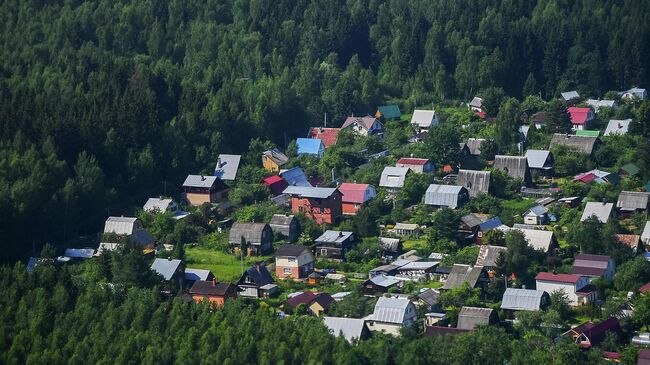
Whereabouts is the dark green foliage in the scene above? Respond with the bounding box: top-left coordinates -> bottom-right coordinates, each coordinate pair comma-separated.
544,100 -> 572,134
614,257 -> 650,292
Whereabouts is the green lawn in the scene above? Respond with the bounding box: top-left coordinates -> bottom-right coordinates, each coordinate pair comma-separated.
185,246 -> 271,282
501,198 -> 534,214
402,239 -> 428,252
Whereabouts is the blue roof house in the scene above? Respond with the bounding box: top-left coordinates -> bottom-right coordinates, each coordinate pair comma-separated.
296,138 -> 325,158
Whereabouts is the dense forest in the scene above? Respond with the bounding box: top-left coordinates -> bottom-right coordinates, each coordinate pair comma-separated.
1,0 -> 649,260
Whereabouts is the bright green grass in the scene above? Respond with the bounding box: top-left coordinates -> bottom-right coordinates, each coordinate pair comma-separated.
185,246 -> 272,282
402,239 -> 428,251
501,198 -> 535,215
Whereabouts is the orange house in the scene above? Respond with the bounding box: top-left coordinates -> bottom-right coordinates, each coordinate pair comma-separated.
189,280 -> 237,307
283,186 -> 343,224
338,183 -> 376,215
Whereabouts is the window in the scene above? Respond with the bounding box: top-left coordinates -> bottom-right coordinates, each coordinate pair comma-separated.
283,268 -> 292,274
244,276 -> 252,284
288,257 -> 296,263
321,249 -> 328,256
313,207 -> 320,213
478,231 -> 483,238
298,206 -> 305,212
354,203 -> 359,209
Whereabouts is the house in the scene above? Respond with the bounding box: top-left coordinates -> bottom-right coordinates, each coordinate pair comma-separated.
616,191 -> 650,215
269,214 -> 300,242
283,186 -> 343,224
263,175 -> 289,195
604,119 -> 632,136
392,223 -> 421,238
279,167 -> 311,187
296,138 -> 325,158
549,134 -> 599,155
379,237 -> 402,261
237,263 -> 276,298
571,254 -> 615,282
99,216 -> 156,252
459,213 -> 490,239
474,217 -> 505,245
561,90 -> 580,102
143,198 -> 188,220
493,155 -> 531,183
620,163 -> 640,178
535,272 -> 596,306
228,222 -> 273,256
341,115 -> 384,137
182,175 -> 229,206
396,157 -> 435,173
151,258 -> 185,287
442,264 -> 488,290
573,169 -> 619,185
376,105 -> 401,120
567,107 -> 595,130
532,112 -> 546,129
468,97 -> 484,112
410,109 -> 439,132
524,149 -> 553,176
586,99 -> 617,111
523,205 -> 549,225
457,169 -> 491,198
361,275 -> 403,295
500,288 -> 550,318
465,138 -> 486,156
424,184 -> 469,209
580,202 -> 614,223
457,307 -> 498,330
395,261 -> 438,281
214,154 -> 241,181
475,245 -> 507,273
338,183 -> 376,215
616,234 -> 641,255
286,292 -> 334,316
620,87 -> 647,100
379,167 -> 411,195
308,127 -> 340,148
314,230 -> 355,260
519,228 -> 557,254
323,317 -> 370,343
365,297 -> 417,336
275,244 -> 315,279
562,318 -> 621,349
189,280 -> 237,307
408,131 -> 428,144
262,148 -> 289,172
184,268 -> 213,284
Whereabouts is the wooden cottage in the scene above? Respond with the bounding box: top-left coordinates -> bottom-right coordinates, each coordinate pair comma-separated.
456,169 -> 491,198
493,155 -> 531,184
228,222 -> 273,256
189,280 -> 237,307
182,175 -> 229,206
262,148 -> 289,172
269,214 -> 300,242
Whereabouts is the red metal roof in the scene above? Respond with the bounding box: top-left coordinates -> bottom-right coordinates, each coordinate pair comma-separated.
568,107 -> 591,125
639,281 -> 650,293
474,111 -> 486,119
535,272 -> 583,284
338,183 -> 371,203
397,158 -> 430,166
571,266 -> 606,277
263,175 -> 288,195
308,127 -> 340,148
574,172 -> 596,183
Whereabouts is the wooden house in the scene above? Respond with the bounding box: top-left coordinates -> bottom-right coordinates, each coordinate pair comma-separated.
568,107 -> 595,130
189,280 -> 237,307
228,222 -> 273,256
616,191 -> 650,215
308,127 -> 340,148
365,297 -> 417,336
410,110 -> 439,132
561,318 -> 621,349
457,169 -> 491,197
314,230 -> 355,260
262,148 -> 289,172
269,214 -> 300,242
151,258 -> 185,289
441,264 -> 488,290
379,167 -> 411,196
457,307 -> 499,330
425,184 -> 469,209
396,157 -> 435,173
285,292 -> 334,316
500,288 -> 549,319
341,115 -> 384,137
493,155 -> 531,184
237,263 -> 277,298
323,317 -> 370,343
549,134 -> 599,155
338,183 -> 376,215
182,175 -> 229,206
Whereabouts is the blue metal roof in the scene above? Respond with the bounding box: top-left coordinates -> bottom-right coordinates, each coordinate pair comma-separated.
296,138 -> 323,156
479,217 -> 503,231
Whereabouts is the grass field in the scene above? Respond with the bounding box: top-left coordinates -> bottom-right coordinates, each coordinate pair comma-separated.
402,239 -> 428,252
501,198 -> 534,215
185,246 -> 272,282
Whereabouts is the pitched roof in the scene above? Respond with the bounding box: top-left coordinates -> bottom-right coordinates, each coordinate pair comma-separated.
549,134 -> 598,155
425,184 -> 467,208
377,105 -> 401,119
380,167 -> 410,188
571,254 -> 611,278
286,292 -> 334,310
479,217 -> 503,231
308,127 -> 340,147
184,268 -> 212,282
263,175 -> 289,194
151,258 -> 183,281
469,97 -> 483,109
279,167 -> 311,187
214,154 -> 241,180
525,205 -> 548,217
493,155 -> 530,180
535,272 -> 582,284
567,107 -> 593,125
561,90 -> 580,100
104,216 -> 140,235
371,297 -> 414,324
296,138 -> 324,155
189,281 -> 234,296
269,214 -> 295,226
457,169 -> 491,197
341,116 -> 380,131
410,110 -> 438,128
315,230 -> 353,244
586,99 -> 617,109
443,264 -> 485,290
581,202 -> 614,223
519,229 -> 555,252
365,274 -> 401,288
501,288 -> 547,311
461,213 -> 489,229
262,148 -> 289,166
397,157 -> 430,166
275,244 -> 309,258
620,163 -> 640,176
604,119 -> 632,136
323,317 -> 368,342
143,198 -> 174,213
616,234 -> 640,251
642,221 -> 650,244
475,245 -> 507,268
417,289 -> 440,307
338,183 -> 374,204
465,138 -> 485,155
379,237 -> 401,252
283,186 -> 338,199
574,169 -> 618,184
617,191 -> 650,211
183,174 -> 221,189
457,307 -> 496,330
238,263 -> 274,287
64,248 -> 95,258
525,150 -> 552,169
228,222 -> 270,244
567,318 -> 621,349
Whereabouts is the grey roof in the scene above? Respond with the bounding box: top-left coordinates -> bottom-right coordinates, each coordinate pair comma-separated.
616,191 -> 650,211
411,109 -> 438,128
475,245 -> 506,268
549,134 -> 598,155
283,186 -> 338,199
130,230 -> 156,246
457,169 -> 491,197
493,155 -> 529,180
604,119 -> 632,136
518,228 -> 555,252
586,99 -> 616,110
469,97 -> 483,109
457,307 -> 497,330
143,198 -> 174,212
64,248 -> 95,258
525,150 -> 552,169
398,261 -> 437,271
418,289 -> 440,307
270,214 -> 295,226
315,230 -> 354,244
425,184 -> 467,208
151,258 -> 183,281
275,244 -> 310,258
525,205 -> 548,217
466,138 -> 485,155
561,90 -> 580,100
581,202 -> 614,223
279,167 -> 311,187
501,288 -> 547,311
371,297 -> 414,324
366,274 -> 401,288
642,222 -> 650,244
214,154 -> 241,180
104,216 -> 140,235
263,148 -> 289,166
394,223 -> 419,231
184,268 -> 212,281
323,317 -> 368,343
442,264 -> 485,290
379,237 -> 401,252
380,167 -> 410,188
461,213 -> 489,229
183,175 -> 219,188
228,222 -> 271,245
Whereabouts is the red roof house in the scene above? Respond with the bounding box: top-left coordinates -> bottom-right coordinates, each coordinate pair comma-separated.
535,272 -> 596,306
562,318 -> 621,349
338,183 -> 377,215
285,292 -> 334,316
639,281 -> 650,294
568,107 -> 595,130
308,127 -> 340,148
263,175 -> 289,195
396,158 -> 435,173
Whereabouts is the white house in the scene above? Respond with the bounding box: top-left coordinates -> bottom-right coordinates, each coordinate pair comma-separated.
535,272 -> 596,306
410,109 -> 439,132
143,198 -> 189,219
365,297 -> 417,336
620,87 -> 647,100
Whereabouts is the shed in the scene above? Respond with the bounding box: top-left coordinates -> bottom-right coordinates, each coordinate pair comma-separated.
323,317 -> 370,343
214,154 -> 241,180
424,184 -> 469,209
493,155 -> 531,182
616,191 -> 650,214
457,169 -> 491,197
501,288 -> 549,312
549,134 -> 598,155
228,222 -> 273,256
457,307 -> 498,330
269,214 -> 299,242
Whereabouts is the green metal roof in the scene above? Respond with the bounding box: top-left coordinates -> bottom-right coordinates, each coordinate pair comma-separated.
575,130 -> 600,137
377,105 -> 401,119
621,163 -> 640,176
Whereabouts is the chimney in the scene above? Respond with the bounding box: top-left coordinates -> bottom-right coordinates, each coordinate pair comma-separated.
212,278 -> 216,286
201,175 -> 206,181
167,256 -> 172,261
217,157 -> 222,168
256,263 -> 261,273
338,232 -> 343,237
522,285 -> 526,290
618,122 -> 622,129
